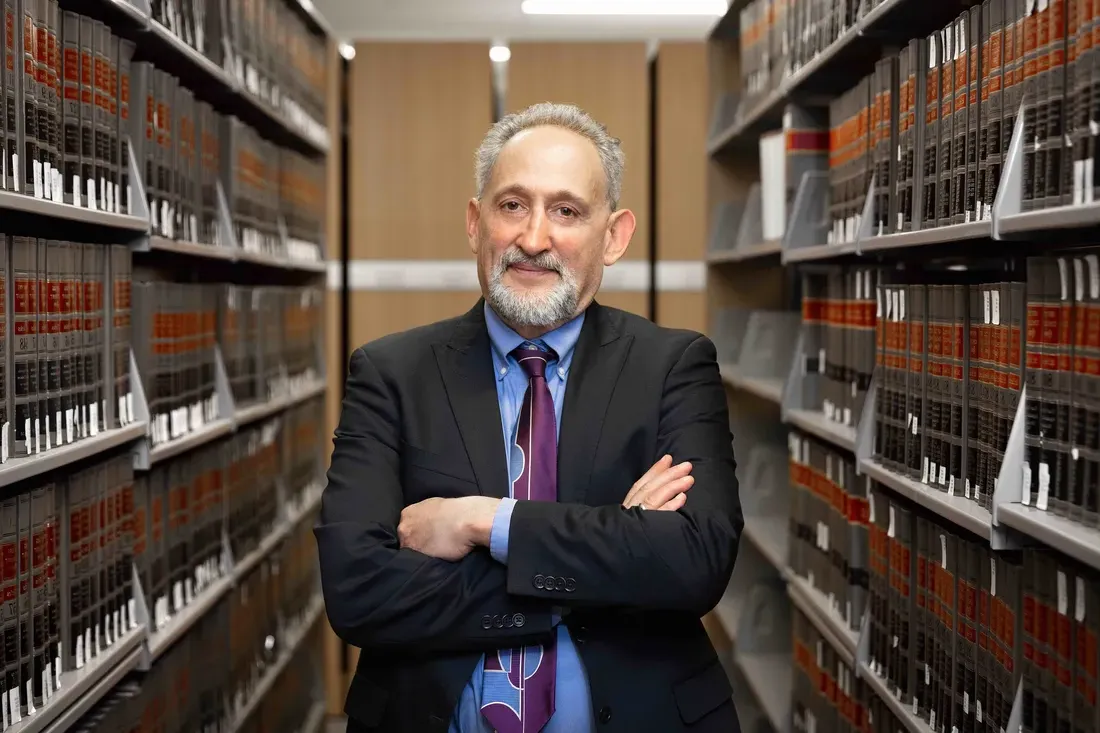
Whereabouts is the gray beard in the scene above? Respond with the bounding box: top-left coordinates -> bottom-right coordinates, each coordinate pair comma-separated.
486,250 -> 580,330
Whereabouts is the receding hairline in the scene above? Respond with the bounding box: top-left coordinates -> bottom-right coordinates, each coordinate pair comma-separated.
477,126 -> 609,204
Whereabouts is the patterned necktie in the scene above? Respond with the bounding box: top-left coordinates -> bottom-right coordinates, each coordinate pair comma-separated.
481,342 -> 558,733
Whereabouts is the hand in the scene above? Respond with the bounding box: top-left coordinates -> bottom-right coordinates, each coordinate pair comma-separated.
398,496 -> 500,561
622,454 -> 694,511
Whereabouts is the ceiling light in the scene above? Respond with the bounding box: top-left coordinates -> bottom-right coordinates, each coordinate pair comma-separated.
520,0 -> 727,15
339,42 -> 356,61
489,45 -> 512,62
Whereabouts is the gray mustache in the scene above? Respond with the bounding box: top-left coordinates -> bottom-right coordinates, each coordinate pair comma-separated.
499,251 -> 563,273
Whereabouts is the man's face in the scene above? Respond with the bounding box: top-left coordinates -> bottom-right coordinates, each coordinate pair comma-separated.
467,125 -> 635,333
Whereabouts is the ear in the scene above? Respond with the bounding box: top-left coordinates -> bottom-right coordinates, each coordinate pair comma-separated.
602,208 -> 636,266
466,198 -> 482,255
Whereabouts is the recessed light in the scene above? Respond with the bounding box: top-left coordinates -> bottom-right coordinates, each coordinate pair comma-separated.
339,42 -> 356,61
489,45 -> 512,62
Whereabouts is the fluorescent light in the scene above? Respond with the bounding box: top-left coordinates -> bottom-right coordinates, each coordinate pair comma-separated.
339,42 -> 356,61
521,0 -> 726,15
489,45 -> 512,62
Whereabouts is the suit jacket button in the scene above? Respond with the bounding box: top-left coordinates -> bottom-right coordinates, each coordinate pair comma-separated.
513,613 -> 525,627
574,626 -> 587,645
534,574 -> 545,589
504,614 -> 514,628
554,577 -> 565,592
544,575 -> 556,591
565,577 -> 576,592
493,615 -> 503,628
598,707 -> 612,724
481,615 -> 492,630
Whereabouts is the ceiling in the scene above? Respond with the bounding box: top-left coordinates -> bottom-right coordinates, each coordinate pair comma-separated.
313,0 -> 728,43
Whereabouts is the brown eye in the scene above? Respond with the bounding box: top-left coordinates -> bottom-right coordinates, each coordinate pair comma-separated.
503,201 -> 522,212
558,207 -> 576,218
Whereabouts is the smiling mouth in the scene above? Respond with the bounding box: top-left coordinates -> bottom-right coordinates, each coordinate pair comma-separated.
508,263 -> 555,275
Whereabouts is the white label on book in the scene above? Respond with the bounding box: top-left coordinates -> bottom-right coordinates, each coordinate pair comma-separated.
930,461 -> 938,485
87,179 -> 96,210
930,710 -> 935,730
949,476 -> 955,496
923,457 -> 930,484
41,669 -> 49,703
1058,571 -> 1068,615
1074,576 -> 1088,622
869,494 -> 876,523
964,692 -> 969,714
1059,258 -> 1070,301
2,687 -> 10,730
23,681 -> 33,715
888,506 -> 896,538
118,396 -> 126,427
1088,159 -> 1097,203
1022,463 -> 1032,506
976,701 -> 983,723
992,289 -> 1001,325
54,411 -> 61,445
1037,462 -> 1051,511
44,415 -> 51,451
128,597 -> 136,628
816,640 -> 823,667
991,557 -> 997,597
11,688 -> 21,724
1075,258 -> 1086,302
1076,160 -> 1086,204
72,175 -> 81,207
32,160 -> 43,199
89,403 -> 98,436
926,663 -> 931,685
65,409 -> 73,444
76,634 -> 84,669
941,534 -> 947,569
939,465 -> 946,485
34,419 -> 40,454
913,416 -> 919,435
2,422 -> 8,464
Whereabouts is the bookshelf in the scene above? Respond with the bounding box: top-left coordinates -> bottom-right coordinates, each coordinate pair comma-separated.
707,1 -> 1100,732
0,0 -> 333,730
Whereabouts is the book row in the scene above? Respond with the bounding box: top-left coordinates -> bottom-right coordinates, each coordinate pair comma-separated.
737,0 -> 894,112
137,398 -> 324,633
132,278 -> 323,448
0,399 -> 324,729
795,255 -> 1100,527
0,233 -> 325,463
149,0 -> 329,136
73,522 -> 323,733
866,483 -> 1100,733
0,5 -> 327,257
793,605 -> 908,733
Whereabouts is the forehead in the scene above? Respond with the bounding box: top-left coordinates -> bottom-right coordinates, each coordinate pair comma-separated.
487,125 -> 605,200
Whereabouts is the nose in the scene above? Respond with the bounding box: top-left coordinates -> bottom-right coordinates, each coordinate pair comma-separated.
515,208 -> 551,257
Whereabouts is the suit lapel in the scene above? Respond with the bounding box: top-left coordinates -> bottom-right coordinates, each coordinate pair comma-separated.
558,303 -> 633,505
433,302 -> 511,499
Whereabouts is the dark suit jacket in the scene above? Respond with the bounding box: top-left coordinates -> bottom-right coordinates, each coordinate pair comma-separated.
315,300 -> 744,733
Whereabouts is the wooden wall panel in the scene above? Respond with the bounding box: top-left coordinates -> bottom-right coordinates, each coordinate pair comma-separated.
655,42 -> 708,334
506,42 -> 650,263
349,291 -> 483,349
349,42 -> 493,261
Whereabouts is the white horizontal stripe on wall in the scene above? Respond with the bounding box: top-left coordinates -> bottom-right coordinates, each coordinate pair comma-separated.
327,259 -> 706,292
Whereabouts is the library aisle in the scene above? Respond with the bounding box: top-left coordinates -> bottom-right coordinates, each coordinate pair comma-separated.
0,0 -> 334,730
707,0 -> 1100,731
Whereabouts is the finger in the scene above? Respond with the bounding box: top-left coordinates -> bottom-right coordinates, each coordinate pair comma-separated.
655,492 -> 688,512
623,454 -> 673,506
638,461 -> 692,496
640,475 -> 694,509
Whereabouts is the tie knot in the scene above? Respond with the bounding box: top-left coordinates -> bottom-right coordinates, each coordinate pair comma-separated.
511,342 -> 556,380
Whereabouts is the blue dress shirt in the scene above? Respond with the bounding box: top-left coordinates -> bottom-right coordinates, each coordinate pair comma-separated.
448,303 -> 595,733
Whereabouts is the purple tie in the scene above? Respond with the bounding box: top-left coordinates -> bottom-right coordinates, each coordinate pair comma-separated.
481,342 -> 558,733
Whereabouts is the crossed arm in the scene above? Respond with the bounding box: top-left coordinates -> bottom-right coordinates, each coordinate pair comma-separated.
314,336 -> 743,655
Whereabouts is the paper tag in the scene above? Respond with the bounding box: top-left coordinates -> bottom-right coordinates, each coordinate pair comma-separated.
992,289 -> 1001,324
76,635 -> 84,669
1059,258 -> 1070,301
949,475 -> 956,496
941,534 -> 947,569
888,506 -> 896,538
926,663 -> 931,685
964,692 -> 969,714
976,701 -> 983,723
1077,577 -> 1087,622
923,457 -> 930,484
1058,571 -> 1068,615
931,461 -> 939,485
1022,463 -> 1033,505
1075,258 -> 1086,302
983,289 -> 991,323
939,465 -> 946,485
1,423 -> 7,464
90,403 -> 98,436
87,178 -> 96,210
33,160 -> 43,198
11,688 -> 21,724
1037,462 -> 1051,511
991,558 -> 997,597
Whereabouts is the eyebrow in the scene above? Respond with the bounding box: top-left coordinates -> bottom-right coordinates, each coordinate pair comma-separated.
494,184 -> 590,207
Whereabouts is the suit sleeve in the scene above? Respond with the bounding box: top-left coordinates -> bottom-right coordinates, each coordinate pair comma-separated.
504,334 -> 744,615
314,346 -> 555,653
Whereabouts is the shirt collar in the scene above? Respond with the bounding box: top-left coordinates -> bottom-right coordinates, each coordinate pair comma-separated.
484,301 -> 585,381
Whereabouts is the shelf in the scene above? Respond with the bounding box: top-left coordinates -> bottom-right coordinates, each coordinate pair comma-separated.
142,236 -> 238,261
144,417 -> 235,468
227,595 -> 325,732
860,663 -> 929,733
0,190 -> 149,232
6,626 -> 146,733
785,573 -> 859,667
997,503 -> 1100,573
744,517 -> 789,571
233,381 -> 327,429
784,409 -> 857,452
236,248 -> 328,273
298,701 -> 327,733
720,365 -> 784,404
859,220 -> 993,253
859,458 -> 994,540
146,570 -> 234,663
782,241 -> 859,264
997,201 -> 1100,236
707,240 -> 782,264
736,652 -> 792,733
0,422 -> 147,489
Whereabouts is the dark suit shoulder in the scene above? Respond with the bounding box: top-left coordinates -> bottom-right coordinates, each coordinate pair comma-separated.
350,307 -> 476,377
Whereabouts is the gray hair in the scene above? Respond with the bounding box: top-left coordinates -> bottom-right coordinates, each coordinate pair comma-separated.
474,102 -> 625,210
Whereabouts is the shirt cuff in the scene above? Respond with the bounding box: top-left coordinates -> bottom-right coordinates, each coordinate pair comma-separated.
489,497 -> 517,564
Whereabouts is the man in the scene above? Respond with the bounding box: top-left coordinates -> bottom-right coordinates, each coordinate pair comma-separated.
316,102 -> 743,733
